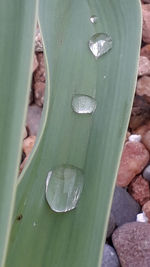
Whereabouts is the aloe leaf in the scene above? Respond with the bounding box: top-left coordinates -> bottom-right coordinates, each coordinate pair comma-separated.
0,1 -> 38,266
6,1 -> 141,267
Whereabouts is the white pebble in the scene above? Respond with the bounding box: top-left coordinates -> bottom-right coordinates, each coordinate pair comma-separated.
129,134 -> 141,142
136,212 -> 148,223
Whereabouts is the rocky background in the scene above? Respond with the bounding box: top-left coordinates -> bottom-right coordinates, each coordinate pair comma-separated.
20,2 -> 150,266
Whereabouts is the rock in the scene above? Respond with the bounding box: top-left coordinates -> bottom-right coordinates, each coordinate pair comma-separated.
133,120 -> 150,136
33,54 -> 38,73
111,186 -> 140,227
143,165 -> 150,181
23,136 -> 36,156
23,127 -> 27,139
128,175 -> 150,205
35,25 -> 43,52
19,155 -> 29,174
142,201 -> 150,221
102,244 -> 120,267
26,104 -> 42,136
142,0 -> 150,3
134,121 -> 150,150
33,53 -> 45,83
142,4 -> 150,43
136,76 -> 150,103
129,95 -> 150,130
34,81 -> 45,107
106,212 -> 116,238
125,131 -> 130,141
136,212 -> 149,222
138,56 -> 150,76
117,141 -> 149,187
142,130 -> 150,151
128,134 -> 141,142
141,44 -> 150,60
29,89 -> 34,105
112,222 -> 150,267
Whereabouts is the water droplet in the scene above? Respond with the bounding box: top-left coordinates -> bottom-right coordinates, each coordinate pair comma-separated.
33,222 -> 37,227
89,33 -> 112,59
46,165 -> 84,213
90,15 -> 98,24
72,95 -> 96,114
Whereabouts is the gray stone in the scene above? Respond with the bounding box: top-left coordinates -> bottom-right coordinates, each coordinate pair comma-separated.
112,222 -> 150,267
143,165 -> 150,181
106,212 -> 116,238
102,244 -> 120,267
111,186 -> 140,226
142,0 -> 150,3
26,104 -> 42,136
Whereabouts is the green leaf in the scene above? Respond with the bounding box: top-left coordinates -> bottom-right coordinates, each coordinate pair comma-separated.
6,0 -> 142,266
0,1 -> 37,266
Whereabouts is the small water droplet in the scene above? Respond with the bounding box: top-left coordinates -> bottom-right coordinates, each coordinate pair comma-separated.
104,75 -> 106,79
90,15 -> 98,24
46,165 -> 84,213
72,95 -> 96,114
89,33 -> 112,59
33,222 -> 37,227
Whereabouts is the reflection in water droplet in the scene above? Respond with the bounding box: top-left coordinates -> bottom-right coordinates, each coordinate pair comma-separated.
90,15 -> 98,24
46,165 -> 84,213
72,95 -> 96,114
89,33 -> 112,59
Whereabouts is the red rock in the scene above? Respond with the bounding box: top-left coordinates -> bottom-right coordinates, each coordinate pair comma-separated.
19,155 -> 29,174
112,222 -> 150,267
129,95 -> 150,130
138,56 -> 150,76
142,0 -> 150,3
136,76 -> 150,103
23,136 -> 36,156
33,53 -> 45,83
117,141 -> 149,187
34,81 -> 45,107
133,122 -> 150,151
128,175 -> 150,205
133,121 -> 150,136
26,104 -> 42,136
142,200 -> 150,221
125,131 -> 130,142
29,89 -> 34,105
142,130 -> 150,151
141,44 -> 150,60
35,26 -> 43,52
33,54 -> 38,73
23,127 -> 28,139
142,4 -> 150,43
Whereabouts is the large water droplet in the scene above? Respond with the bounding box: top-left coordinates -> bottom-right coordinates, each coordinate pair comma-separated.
90,15 -> 98,24
89,33 -> 112,59
72,94 -> 96,114
46,165 -> 84,213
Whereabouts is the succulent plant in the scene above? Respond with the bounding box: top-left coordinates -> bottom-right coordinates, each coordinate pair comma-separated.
0,1 -> 141,266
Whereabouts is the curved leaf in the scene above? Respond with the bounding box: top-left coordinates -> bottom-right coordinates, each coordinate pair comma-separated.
0,1 -> 38,266
6,1 -> 141,267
